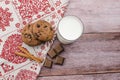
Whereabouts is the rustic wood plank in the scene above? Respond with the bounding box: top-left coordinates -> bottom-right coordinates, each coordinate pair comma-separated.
39,32 -> 120,77
37,73 -> 120,80
65,0 -> 120,33
37,0 -> 120,79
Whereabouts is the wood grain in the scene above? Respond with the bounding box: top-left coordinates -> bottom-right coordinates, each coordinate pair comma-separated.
65,0 -> 120,33
37,73 -> 120,80
38,32 -> 120,77
37,0 -> 120,79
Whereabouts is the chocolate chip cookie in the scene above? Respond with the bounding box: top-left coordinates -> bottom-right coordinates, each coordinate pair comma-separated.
32,20 -> 54,42
21,24 -> 41,46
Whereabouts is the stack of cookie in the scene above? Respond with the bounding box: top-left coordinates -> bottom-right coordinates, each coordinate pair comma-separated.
21,20 -> 54,46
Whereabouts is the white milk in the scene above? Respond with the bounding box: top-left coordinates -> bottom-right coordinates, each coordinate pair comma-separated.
57,16 -> 83,44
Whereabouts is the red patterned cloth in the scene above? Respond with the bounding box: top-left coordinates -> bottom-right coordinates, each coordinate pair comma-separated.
0,0 -> 69,80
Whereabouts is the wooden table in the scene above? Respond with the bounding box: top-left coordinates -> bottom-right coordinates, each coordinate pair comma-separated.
37,0 -> 120,80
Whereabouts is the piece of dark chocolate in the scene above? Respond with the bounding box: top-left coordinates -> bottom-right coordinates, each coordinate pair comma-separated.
53,43 -> 64,55
55,56 -> 65,65
43,58 -> 53,68
47,49 -> 57,58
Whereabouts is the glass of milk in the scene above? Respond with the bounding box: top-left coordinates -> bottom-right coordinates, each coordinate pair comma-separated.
57,16 -> 84,44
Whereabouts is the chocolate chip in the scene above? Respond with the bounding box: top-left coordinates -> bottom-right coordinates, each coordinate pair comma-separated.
34,33 -> 39,37
38,32 -> 41,35
28,24 -> 30,28
46,37 -> 49,41
37,24 -> 40,28
24,33 -> 28,38
50,27 -> 53,31
44,26 -> 47,28
24,34 -> 32,39
27,34 -> 32,39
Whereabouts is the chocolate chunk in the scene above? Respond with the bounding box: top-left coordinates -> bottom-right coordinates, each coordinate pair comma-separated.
37,24 -> 40,28
55,56 -> 65,65
43,58 -> 53,68
53,43 -> 64,55
47,49 -> 57,58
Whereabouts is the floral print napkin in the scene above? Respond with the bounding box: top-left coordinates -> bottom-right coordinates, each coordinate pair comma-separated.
0,0 -> 69,80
